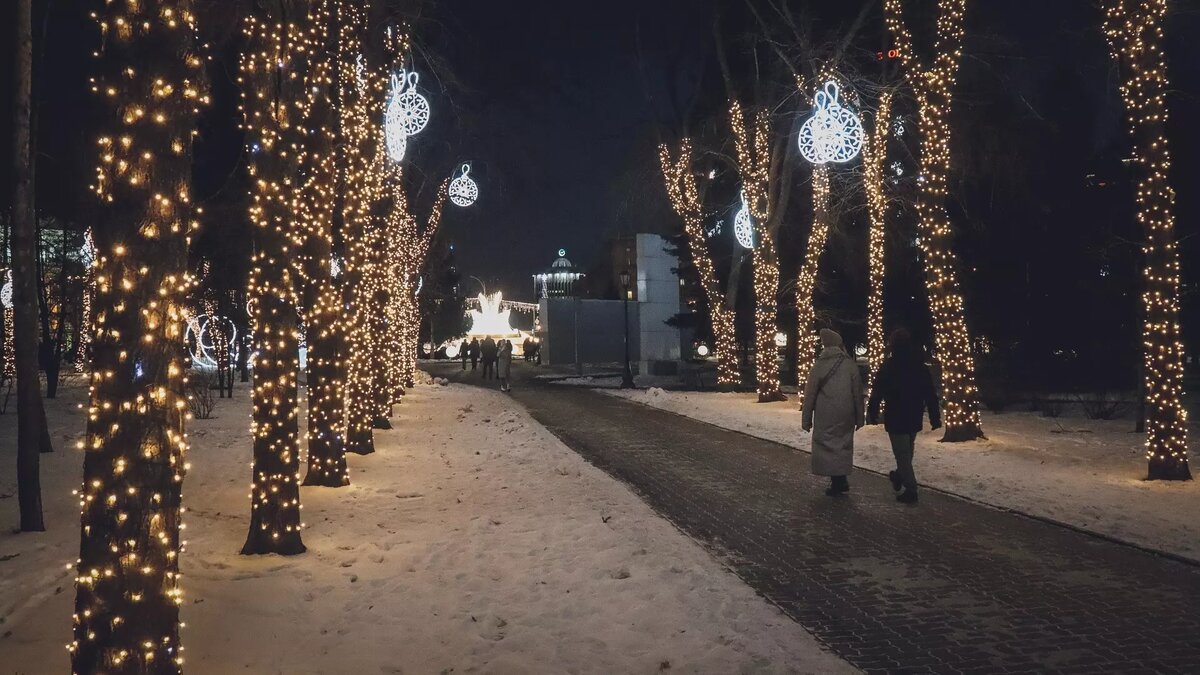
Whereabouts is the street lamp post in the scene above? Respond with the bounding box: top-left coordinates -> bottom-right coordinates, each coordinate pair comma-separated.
620,270 -> 634,389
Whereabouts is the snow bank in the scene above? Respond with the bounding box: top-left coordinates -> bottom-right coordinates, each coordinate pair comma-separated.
0,381 -> 852,674
603,388 -> 1200,563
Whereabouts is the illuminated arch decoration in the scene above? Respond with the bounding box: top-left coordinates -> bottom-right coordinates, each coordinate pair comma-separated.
733,191 -> 754,249
185,314 -> 239,370
449,164 -> 478,207
798,81 -> 864,165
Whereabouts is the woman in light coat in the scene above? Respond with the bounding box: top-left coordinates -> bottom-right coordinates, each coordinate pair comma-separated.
801,329 -> 865,496
497,339 -> 514,392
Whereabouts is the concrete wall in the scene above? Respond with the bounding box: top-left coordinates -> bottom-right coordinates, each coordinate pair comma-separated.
540,298 -> 640,367
635,234 -> 682,373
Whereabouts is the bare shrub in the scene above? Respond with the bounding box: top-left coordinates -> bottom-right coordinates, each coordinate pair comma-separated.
187,370 -> 218,420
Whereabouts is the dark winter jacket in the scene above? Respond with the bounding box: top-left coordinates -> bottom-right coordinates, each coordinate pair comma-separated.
481,338 -> 498,362
867,357 -> 941,435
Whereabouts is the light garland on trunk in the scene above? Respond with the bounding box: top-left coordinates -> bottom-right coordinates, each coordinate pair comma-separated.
795,166 -> 830,408
72,2 -> 208,671
658,140 -> 740,386
730,102 -> 785,402
863,92 -> 895,390
237,3 -> 309,557
884,0 -> 984,441
1102,0 -> 1190,480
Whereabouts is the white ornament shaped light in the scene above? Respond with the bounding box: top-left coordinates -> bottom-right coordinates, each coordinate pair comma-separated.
384,73 -> 411,163
798,81 -> 864,165
395,71 -> 430,137
734,191 -> 754,249
0,270 -> 12,309
449,164 -> 478,207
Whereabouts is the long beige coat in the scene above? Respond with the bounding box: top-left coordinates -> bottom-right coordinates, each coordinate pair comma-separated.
801,346 -> 864,476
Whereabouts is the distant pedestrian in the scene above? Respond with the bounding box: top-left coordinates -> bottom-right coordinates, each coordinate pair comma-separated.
481,336 -> 498,379
522,337 -> 532,362
498,339 -> 514,392
868,328 -> 941,504
469,338 -> 480,371
459,340 -> 469,370
801,329 -> 864,497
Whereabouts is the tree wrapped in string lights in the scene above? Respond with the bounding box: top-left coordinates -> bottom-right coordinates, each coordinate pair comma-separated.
884,0 -> 984,441
296,0 -> 350,487
862,92 -> 895,389
237,1 -> 308,556
337,3 -> 387,454
794,166 -> 830,408
659,140 -> 740,387
1102,0 -> 1190,480
729,102 -> 786,402
72,2 -> 209,671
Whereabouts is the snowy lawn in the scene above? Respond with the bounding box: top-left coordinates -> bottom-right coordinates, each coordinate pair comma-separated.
603,388 -> 1200,564
0,379 -> 853,674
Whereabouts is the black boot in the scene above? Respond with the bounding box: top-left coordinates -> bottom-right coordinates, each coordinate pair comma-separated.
825,476 -> 850,496
896,489 -> 918,504
888,470 -> 903,493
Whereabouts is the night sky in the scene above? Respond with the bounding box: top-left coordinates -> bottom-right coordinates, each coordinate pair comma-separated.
2,0 -> 1199,382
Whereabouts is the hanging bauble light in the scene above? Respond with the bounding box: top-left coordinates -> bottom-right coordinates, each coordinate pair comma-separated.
449,163 -> 479,207
384,72 -> 410,163
798,81 -> 864,165
0,270 -> 12,308
396,70 -> 430,137
733,191 -> 754,249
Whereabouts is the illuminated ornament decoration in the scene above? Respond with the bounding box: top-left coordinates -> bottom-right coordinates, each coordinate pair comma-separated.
444,342 -> 460,359
415,276 -> 424,296
695,343 -> 711,358
798,81 -> 864,165
330,255 -> 342,279
185,314 -> 239,370
0,270 -> 12,308
733,191 -> 754,249
449,164 -> 478,207
394,70 -> 430,136
383,73 -> 410,163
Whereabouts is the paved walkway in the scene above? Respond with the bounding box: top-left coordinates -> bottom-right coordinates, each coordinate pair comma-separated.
430,362 -> 1200,674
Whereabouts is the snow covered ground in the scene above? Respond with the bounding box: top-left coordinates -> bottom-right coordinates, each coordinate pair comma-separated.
603,387 -> 1200,563
0,378 -> 853,674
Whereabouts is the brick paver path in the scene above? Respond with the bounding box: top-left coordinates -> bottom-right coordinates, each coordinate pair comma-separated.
431,363 -> 1200,674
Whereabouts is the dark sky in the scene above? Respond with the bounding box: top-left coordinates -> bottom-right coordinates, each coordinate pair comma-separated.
2,1 -> 1199,368
420,0 -> 712,300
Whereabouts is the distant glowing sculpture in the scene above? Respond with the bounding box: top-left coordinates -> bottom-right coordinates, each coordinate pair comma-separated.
733,191 -> 754,249
799,81 -> 864,165
186,314 -> 239,370
449,164 -> 478,207
467,292 -> 514,336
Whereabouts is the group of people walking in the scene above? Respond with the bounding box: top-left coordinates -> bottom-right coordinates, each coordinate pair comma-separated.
460,336 -> 515,392
800,327 -> 940,504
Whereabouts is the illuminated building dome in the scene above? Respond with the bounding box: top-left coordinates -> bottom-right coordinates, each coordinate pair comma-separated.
533,248 -> 585,299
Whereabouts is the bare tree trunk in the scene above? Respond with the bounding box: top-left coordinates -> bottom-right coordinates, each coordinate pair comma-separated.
12,0 -> 45,532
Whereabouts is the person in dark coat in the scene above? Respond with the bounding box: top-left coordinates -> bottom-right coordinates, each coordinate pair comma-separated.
867,328 -> 942,504
481,336 -> 498,379
459,340 -> 470,370
801,329 -> 864,496
468,338 -> 480,370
